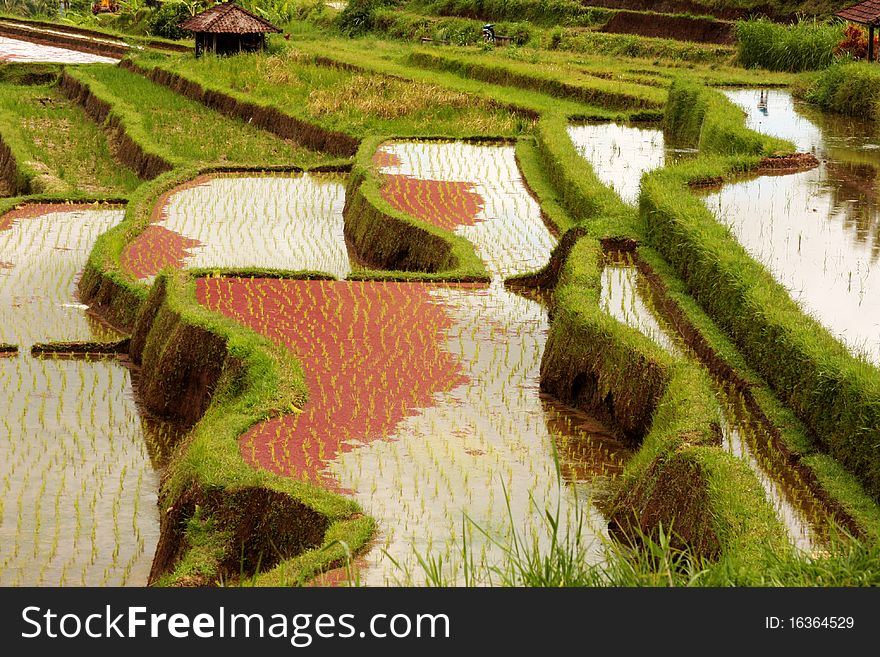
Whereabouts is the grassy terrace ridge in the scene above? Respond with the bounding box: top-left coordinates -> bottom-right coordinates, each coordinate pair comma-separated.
66,63 -> 328,169
405,48 -> 666,111
535,228 -> 793,566
641,79 -> 880,503
135,271 -> 372,586
514,126 -> 798,566
635,247 -> 880,541
288,37 -> 624,121
0,80 -> 140,196
130,46 -> 530,139
370,7 -> 737,64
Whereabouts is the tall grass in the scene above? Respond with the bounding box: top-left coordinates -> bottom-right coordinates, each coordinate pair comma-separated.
735,17 -> 844,72
396,465 -> 880,586
802,61 -> 880,121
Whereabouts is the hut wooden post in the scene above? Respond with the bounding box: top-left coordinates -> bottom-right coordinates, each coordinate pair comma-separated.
179,2 -> 280,57
870,23 -> 875,62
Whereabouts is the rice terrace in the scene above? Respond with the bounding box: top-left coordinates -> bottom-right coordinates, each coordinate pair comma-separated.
2,0 -> 880,589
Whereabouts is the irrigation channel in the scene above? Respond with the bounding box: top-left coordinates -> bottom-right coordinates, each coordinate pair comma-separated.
576,118 -> 844,551
708,89 -> 880,364
0,204 -> 161,585
195,143 -> 631,585
0,35 -> 118,64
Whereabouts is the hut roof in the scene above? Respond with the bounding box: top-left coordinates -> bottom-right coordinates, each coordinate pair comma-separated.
179,2 -> 281,34
836,0 -> 880,25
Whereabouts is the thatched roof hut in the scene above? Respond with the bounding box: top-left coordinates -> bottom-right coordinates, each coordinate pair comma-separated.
179,2 -> 280,57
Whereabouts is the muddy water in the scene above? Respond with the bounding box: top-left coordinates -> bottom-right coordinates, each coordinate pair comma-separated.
314,142 -> 630,584
567,123 -> 694,206
0,205 -> 160,585
145,173 -> 350,279
704,89 -> 880,364
600,251 -> 817,552
0,35 -> 118,64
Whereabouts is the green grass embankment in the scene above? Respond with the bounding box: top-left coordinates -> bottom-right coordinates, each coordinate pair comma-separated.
129,46 -> 529,141
514,130 -> 792,565
799,61 -> 880,122
63,64 -> 324,171
405,49 -> 666,112
343,135 -> 490,281
0,80 -> 140,196
290,38 -> 621,121
643,78 -> 880,504
135,272 -> 372,586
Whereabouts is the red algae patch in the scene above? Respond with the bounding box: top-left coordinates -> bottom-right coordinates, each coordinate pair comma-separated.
380,174 -> 484,231
122,225 -> 202,279
1,203 -> 111,231
196,278 -> 471,483
372,148 -> 402,168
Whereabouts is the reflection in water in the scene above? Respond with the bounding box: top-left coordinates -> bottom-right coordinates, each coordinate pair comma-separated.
327,282 -> 625,584
317,142 -> 629,584
376,142 -> 555,279
717,89 -> 880,363
598,251 -> 818,552
567,123 -> 693,206
0,205 -> 160,585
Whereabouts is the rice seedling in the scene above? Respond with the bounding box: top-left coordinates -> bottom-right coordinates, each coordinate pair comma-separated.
568,123 -> 691,206
122,173 -> 350,280
190,136 -> 640,584
0,203 -> 161,586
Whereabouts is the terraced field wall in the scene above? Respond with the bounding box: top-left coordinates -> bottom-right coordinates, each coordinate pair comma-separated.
121,60 -> 360,158
644,80 -> 880,502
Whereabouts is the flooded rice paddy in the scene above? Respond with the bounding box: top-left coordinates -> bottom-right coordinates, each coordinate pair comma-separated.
600,251 -> 819,552
376,141 -> 554,278
124,173 -> 350,280
201,141 -> 631,584
0,35 -> 118,64
567,123 -> 693,206
706,89 -> 880,364
0,204 -> 160,585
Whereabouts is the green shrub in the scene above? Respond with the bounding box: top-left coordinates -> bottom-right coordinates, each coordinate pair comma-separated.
336,0 -> 399,36
146,2 -> 193,40
803,61 -> 880,120
735,17 -> 844,72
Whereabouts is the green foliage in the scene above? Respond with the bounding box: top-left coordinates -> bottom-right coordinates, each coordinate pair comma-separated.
803,60 -> 880,121
735,16 -> 844,72
336,0 -> 396,36
145,0 -> 193,40
663,78 -> 794,156
411,0 -> 610,29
